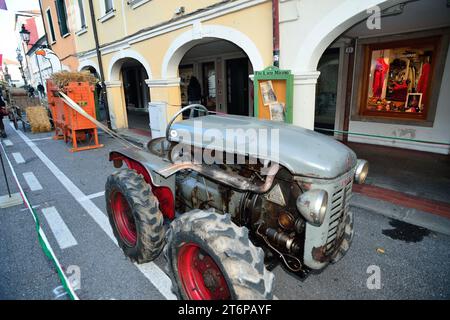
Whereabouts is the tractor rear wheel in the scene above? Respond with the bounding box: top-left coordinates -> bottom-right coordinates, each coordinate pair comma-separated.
105,168 -> 165,263
165,210 -> 274,300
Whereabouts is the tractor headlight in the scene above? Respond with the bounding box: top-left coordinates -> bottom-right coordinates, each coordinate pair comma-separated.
296,190 -> 328,226
354,159 -> 369,184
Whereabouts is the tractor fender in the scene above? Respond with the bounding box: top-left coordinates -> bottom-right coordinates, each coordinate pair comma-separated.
109,148 -> 176,220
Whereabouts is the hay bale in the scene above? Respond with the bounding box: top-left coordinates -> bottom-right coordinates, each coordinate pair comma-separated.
50,71 -> 97,89
26,106 -> 52,133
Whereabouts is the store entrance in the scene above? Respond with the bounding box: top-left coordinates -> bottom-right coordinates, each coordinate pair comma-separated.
226,58 -> 249,116
120,59 -> 150,131
178,39 -> 253,116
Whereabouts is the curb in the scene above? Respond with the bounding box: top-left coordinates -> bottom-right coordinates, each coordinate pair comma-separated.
350,193 -> 450,236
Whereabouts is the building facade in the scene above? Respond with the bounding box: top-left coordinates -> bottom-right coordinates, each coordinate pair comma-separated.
71,0 -> 273,136
280,0 -> 450,154
40,0 -> 450,154
40,0 -> 80,72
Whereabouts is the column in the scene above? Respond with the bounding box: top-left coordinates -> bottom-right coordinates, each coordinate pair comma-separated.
292,71 -> 321,130
145,78 -> 181,138
105,80 -> 126,129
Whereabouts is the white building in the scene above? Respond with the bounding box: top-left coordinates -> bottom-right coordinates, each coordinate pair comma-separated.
280,0 -> 450,154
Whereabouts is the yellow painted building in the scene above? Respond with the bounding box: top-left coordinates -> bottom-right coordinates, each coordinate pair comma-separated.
72,0 -> 274,135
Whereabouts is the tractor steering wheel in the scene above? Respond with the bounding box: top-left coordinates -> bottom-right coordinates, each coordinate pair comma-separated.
165,104 -> 209,141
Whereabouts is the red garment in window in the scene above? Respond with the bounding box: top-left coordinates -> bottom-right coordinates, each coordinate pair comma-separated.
417,62 -> 430,102
372,58 -> 389,98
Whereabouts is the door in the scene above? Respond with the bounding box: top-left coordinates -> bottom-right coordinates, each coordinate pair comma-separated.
226,58 -> 249,116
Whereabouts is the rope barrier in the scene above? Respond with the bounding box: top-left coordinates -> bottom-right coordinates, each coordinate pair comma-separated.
314,127 -> 450,146
0,140 -> 79,300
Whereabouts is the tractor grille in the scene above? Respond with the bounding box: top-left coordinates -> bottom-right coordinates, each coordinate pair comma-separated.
325,178 -> 353,256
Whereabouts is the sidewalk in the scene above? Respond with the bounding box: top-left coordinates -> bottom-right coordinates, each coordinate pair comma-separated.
348,142 -> 450,235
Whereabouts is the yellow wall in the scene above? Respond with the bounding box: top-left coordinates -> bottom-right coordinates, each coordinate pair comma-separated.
100,1 -> 273,80
75,0 -> 273,129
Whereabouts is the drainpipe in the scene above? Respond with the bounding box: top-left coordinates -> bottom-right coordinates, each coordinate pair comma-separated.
272,0 -> 280,67
87,0 -> 112,129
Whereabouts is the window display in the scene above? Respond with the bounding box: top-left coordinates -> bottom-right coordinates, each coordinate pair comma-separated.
362,39 -> 436,118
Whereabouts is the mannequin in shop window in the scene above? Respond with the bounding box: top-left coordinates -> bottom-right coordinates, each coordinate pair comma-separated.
417,52 -> 432,103
372,52 -> 389,98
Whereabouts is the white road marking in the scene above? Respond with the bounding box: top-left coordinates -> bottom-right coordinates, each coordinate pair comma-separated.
3,139 -> 13,146
30,137 -> 53,142
12,152 -> 25,164
20,204 -> 40,212
42,207 -> 78,249
23,172 -> 43,191
84,191 -> 105,200
12,124 -> 176,300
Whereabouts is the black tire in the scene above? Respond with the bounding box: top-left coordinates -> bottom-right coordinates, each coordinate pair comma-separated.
105,168 -> 165,263
331,210 -> 354,263
165,210 -> 274,300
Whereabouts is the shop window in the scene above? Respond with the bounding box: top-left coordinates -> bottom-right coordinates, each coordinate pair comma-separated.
202,62 -> 216,110
361,38 -> 438,119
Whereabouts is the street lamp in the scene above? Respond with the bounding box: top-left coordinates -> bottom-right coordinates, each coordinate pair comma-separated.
19,24 -> 31,45
16,47 -> 28,86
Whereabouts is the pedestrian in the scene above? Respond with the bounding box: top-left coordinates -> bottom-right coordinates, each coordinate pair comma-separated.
0,92 -> 8,138
187,76 -> 203,117
37,83 -> 45,98
187,76 -> 201,105
28,86 -> 35,97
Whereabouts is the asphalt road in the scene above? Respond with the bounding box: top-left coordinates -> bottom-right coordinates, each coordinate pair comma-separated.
1,119 -> 449,300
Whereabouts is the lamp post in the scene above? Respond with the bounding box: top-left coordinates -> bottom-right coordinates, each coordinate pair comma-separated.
16,47 -> 28,87
19,24 -> 45,90
18,25 -> 32,87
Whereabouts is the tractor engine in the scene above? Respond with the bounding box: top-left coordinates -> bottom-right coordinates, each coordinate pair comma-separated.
175,163 -> 306,273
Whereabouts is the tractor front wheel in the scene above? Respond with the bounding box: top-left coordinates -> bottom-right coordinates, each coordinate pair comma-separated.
105,168 -> 165,263
165,210 -> 274,300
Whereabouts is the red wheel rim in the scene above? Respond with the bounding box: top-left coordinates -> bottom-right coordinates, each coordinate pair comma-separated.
177,243 -> 231,300
111,191 -> 137,247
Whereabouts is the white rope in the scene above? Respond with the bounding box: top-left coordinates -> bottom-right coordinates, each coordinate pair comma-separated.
57,91 -> 143,150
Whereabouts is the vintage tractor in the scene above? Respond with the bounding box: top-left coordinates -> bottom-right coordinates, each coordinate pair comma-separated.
105,105 -> 369,300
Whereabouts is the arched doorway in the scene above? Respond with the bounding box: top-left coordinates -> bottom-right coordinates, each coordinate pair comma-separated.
107,49 -> 152,131
81,65 -> 100,79
178,39 -> 254,116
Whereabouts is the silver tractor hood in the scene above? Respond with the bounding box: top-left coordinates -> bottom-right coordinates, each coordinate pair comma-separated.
169,114 -> 357,179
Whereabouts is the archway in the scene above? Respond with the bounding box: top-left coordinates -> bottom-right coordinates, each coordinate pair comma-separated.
120,58 -> 150,131
79,65 -> 105,121
162,24 -> 264,80
178,38 -> 254,116
80,65 -> 100,79
108,51 -> 152,131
